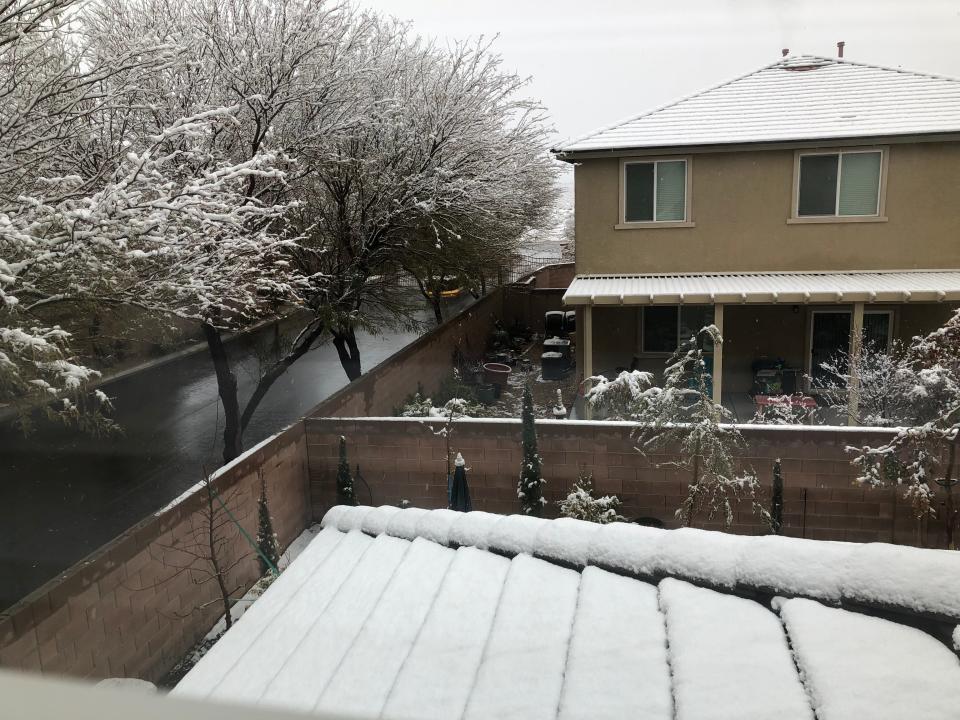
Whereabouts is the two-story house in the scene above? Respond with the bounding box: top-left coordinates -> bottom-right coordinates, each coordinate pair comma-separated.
553,55 -> 960,423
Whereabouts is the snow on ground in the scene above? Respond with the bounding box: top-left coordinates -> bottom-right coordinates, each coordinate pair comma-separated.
659,578 -> 813,720
780,598 -> 960,720
382,547 -> 511,720
463,554 -> 580,720
558,567 -> 672,720
177,529 -> 374,701
316,539 -> 455,717
258,534 -> 411,711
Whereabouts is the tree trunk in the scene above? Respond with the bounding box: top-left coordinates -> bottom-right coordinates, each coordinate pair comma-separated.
332,326 -> 362,381
205,480 -> 232,630
431,293 -> 444,325
202,323 -> 242,464
240,320 -> 326,433
943,435 -> 958,549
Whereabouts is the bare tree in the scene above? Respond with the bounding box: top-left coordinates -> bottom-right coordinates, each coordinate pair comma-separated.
159,471 -> 249,630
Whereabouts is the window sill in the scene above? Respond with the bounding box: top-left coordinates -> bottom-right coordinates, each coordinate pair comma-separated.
786,216 -> 888,225
615,221 -> 696,230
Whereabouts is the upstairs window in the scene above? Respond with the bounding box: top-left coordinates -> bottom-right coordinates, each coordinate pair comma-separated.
623,159 -> 688,223
796,149 -> 883,218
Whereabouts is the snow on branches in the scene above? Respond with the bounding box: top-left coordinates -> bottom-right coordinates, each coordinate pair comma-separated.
846,309 -> 960,546
558,473 -> 624,525
588,326 -> 767,528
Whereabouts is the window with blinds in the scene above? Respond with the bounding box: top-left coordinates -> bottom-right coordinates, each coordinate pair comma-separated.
624,159 -> 687,222
797,150 -> 883,217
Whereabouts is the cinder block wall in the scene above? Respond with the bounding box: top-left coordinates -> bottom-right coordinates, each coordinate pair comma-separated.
307,418 -> 947,547
0,424 -> 311,682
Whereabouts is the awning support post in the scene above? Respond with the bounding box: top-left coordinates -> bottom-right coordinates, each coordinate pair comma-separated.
848,301 -> 864,426
583,305 -> 593,420
712,304 -> 724,408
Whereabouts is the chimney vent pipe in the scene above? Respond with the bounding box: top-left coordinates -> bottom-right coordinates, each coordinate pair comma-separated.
837,41 -> 845,58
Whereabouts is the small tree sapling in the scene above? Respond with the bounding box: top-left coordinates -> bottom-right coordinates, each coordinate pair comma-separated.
336,436 -> 358,506
588,326 -> 767,528
256,470 -> 280,576
518,384 -> 546,516
770,459 -> 784,535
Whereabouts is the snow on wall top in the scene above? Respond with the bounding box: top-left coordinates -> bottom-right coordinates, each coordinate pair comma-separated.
325,506 -> 960,620
554,55 -> 960,153
176,521 -> 960,720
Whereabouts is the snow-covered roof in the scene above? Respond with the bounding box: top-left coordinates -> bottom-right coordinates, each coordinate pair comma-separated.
173,507 -> 960,720
562,269 -> 960,306
554,55 -> 960,154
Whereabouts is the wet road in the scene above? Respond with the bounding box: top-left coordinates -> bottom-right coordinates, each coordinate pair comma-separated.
0,296 -> 471,610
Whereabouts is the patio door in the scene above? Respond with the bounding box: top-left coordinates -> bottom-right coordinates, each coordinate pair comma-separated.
809,309 -> 893,385
810,311 -> 851,384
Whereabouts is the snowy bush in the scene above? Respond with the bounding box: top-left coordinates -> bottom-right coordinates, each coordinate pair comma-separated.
812,338 -> 918,426
588,326 -> 767,528
847,309 -> 960,547
558,474 -> 624,524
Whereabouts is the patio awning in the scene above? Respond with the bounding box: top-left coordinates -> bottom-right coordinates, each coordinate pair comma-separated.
562,270 -> 960,306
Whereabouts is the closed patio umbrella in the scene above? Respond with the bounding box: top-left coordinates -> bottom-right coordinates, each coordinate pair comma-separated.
449,452 -> 472,512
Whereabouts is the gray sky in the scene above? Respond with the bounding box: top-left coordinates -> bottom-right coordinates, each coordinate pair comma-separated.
356,0 -> 960,145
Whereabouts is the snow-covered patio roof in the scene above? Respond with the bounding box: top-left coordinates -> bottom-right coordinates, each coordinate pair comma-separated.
174,506 -> 960,720
562,269 -> 960,306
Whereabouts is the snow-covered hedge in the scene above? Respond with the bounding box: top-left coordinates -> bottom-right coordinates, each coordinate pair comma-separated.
321,506 -> 960,620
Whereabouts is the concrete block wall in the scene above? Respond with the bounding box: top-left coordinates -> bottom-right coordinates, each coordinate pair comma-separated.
0,424 -> 311,683
306,418 -> 947,547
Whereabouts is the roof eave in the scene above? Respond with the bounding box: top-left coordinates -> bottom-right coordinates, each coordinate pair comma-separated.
552,130 -> 960,161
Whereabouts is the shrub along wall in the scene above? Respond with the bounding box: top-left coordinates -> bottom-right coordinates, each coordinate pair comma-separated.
0,424 -> 311,683
306,417 -> 948,547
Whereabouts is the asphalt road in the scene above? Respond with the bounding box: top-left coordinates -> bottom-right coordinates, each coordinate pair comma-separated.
0,296 -> 472,610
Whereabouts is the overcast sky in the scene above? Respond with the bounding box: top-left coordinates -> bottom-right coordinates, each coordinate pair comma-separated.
356,0 -> 960,145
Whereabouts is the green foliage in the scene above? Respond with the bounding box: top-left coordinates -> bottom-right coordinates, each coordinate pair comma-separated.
433,370 -> 481,407
256,472 -> 280,576
518,384 -> 545,516
336,436 -> 358,506
558,472 -> 624,524
770,459 -> 784,535
588,326 -> 766,528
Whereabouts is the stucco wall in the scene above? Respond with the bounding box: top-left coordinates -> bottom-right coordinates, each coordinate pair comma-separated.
574,142 -> 960,274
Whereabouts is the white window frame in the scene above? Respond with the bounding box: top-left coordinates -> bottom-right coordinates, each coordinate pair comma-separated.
618,156 -> 694,229
789,147 -> 888,224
